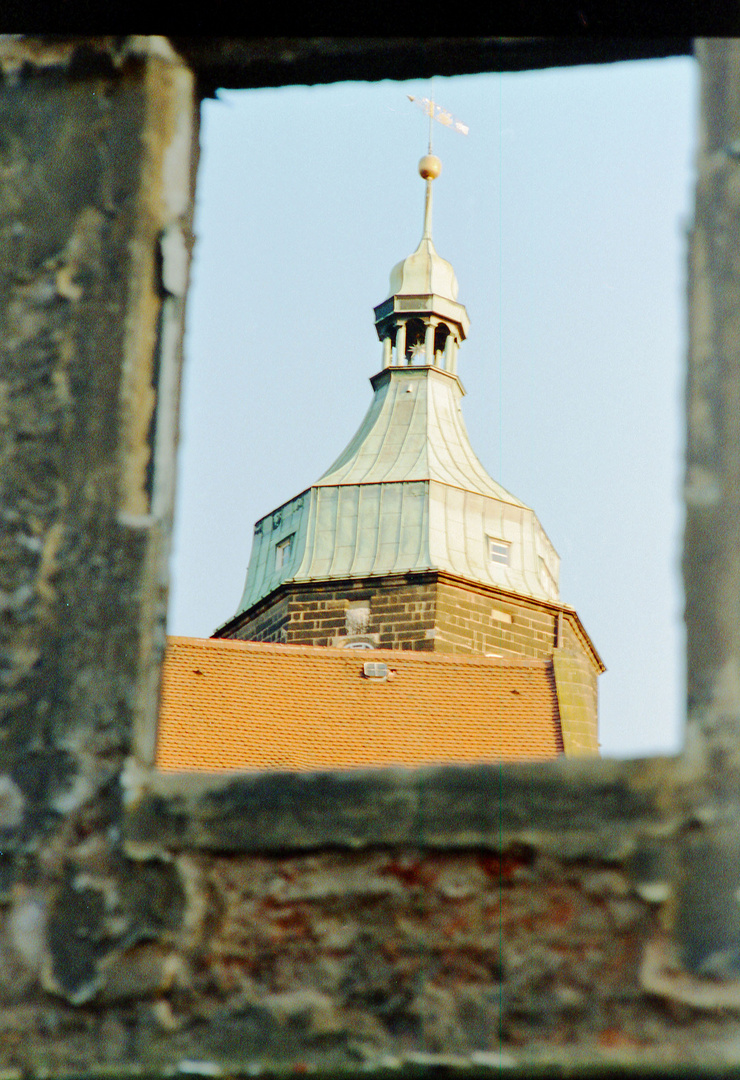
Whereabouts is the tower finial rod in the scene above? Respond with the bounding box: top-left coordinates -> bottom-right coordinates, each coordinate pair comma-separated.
407,94 -> 469,241
419,154 -> 441,239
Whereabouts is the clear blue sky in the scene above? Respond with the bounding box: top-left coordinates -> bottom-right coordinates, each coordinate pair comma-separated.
168,57 -> 698,759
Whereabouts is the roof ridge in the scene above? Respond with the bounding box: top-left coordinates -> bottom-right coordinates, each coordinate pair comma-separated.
166,636 -> 551,668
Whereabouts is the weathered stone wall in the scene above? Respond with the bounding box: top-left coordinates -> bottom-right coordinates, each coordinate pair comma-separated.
366,577 -> 438,650
7,32 -> 740,1080
117,757 -> 740,1071
228,590 -> 291,643
433,577 -> 598,672
553,650 -> 600,757
221,574 -> 438,649
6,845 -> 667,1070
186,847 -> 656,1059
434,579 -> 552,656
0,833 -> 710,1072
0,29 -> 201,1059
223,572 -> 600,679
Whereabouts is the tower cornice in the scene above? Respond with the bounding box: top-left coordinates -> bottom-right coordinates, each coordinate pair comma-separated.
369,362 -> 465,395
373,292 -> 470,343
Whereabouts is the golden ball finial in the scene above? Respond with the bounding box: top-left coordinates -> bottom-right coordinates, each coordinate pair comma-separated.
419,154 -> 442,181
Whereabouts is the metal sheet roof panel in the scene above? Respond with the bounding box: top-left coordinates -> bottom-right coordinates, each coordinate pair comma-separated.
236,367 -> 560,615
317,367 -> 526,502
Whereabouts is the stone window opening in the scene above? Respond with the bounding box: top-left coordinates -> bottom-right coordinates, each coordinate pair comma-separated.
166,52 -> 694,762
11,36 -> 740,1069
434,324 -> 450,367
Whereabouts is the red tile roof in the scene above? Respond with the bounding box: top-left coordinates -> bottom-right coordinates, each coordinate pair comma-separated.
156,637 -> 564,772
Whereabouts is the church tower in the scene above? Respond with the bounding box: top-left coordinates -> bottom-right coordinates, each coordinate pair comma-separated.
215,153 -> 603,732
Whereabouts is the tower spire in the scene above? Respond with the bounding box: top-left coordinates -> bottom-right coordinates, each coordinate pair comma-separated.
374,147 -> 467,372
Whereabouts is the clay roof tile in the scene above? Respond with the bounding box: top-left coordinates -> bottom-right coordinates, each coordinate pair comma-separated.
156,637 -> 564,772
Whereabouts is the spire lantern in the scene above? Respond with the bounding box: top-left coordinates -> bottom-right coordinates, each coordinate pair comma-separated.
374,152 -> 469,372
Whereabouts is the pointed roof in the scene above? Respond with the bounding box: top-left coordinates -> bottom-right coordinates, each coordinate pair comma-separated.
389,235 -> 459,301
234,359 -> 558,614
374,153 -> 469,345
317,366 -> 525,505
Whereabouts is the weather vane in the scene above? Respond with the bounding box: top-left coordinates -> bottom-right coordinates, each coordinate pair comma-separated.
405,92 -> 469,245
407,94 -> 469,153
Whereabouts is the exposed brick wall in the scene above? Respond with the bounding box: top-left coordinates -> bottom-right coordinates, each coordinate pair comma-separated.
169,845 -> 662,1062
434,579 -> 558,660
222,575 -> 601,680
365,581 -> 437,650
225,576 -> 438,651
229,592 -> 290,644
0,840 -> 699,1070
286,591 -> 357,647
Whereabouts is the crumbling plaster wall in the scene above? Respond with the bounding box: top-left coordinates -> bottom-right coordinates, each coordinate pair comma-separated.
2,33 -> 740,1078
0,32 -> 200,1057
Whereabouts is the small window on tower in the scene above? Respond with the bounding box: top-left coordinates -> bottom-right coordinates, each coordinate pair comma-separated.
488,538 -> 510,566
275,534 -> 294,570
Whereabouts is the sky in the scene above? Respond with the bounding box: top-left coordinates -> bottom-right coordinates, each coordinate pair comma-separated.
167,56 -> 699,760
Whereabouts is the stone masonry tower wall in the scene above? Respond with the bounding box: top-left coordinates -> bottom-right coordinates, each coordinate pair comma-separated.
217,570 -> 602,679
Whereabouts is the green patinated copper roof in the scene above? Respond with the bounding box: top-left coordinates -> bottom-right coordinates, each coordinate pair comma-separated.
317,367 -> 522,498
233,157 -> 560,619
236,365 -> 559,616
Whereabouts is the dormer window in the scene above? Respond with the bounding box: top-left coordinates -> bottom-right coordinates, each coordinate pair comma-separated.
488,537 -> 510,566
275,534 -> 294,570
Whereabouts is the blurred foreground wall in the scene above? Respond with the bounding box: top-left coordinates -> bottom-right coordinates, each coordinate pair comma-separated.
4,34 -> 740,1077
